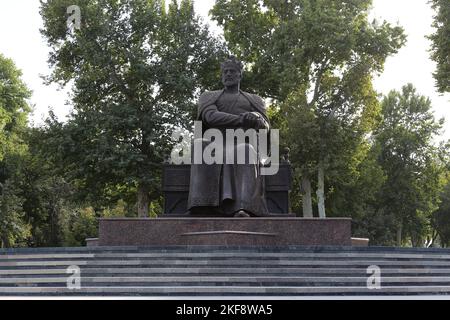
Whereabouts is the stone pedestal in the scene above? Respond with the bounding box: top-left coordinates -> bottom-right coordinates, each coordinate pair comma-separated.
98,217 -> 352,246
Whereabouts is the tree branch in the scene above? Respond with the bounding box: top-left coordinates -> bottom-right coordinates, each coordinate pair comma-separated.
308,59 -> 329,108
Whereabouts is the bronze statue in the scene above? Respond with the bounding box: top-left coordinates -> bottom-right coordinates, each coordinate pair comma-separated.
187,57 -> 270,217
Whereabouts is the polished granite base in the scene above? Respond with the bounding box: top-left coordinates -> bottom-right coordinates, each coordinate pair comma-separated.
98,217 -> 352,246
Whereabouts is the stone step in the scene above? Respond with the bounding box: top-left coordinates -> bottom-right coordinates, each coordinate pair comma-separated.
1,259 -> 450,268
3,252 -> 450,260
0,285 -> 449,296
2,267 -> 450,276
1,276 -> 450,285
2,246 -> 450,254
1,246 -> 450,296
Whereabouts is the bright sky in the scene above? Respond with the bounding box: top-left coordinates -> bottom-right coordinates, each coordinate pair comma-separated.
0,0 -> 448,141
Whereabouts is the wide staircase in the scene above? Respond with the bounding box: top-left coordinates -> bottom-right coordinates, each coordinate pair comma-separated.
1,246 -> 450,297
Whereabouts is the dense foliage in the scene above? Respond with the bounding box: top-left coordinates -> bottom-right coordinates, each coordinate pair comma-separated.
429,0 -> 450,93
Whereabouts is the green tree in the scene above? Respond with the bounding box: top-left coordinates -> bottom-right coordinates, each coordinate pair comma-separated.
326,143 -> 389,243
0,53 -> 30,161
0,174 -> 31,248
375,84 -> 445,246
0,53 -> 32,247
431,142 -> 450,247
63,206 -> 98,246
433,179 -> 450,247
18,127 -> 76,247
211,0 -> 405,217
40,0 -> 226,216
428,0 -> 450,93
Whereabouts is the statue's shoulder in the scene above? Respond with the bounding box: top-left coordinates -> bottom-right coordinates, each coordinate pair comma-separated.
199,90 -> 222,105
242,91 -> 266,110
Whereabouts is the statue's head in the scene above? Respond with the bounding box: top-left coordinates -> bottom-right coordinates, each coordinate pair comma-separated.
221,56 -> 243,88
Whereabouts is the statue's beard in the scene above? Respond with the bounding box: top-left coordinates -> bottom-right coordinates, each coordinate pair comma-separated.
224,79 -> 239,87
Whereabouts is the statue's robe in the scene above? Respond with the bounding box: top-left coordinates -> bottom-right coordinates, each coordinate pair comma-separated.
187,89 -> 270,216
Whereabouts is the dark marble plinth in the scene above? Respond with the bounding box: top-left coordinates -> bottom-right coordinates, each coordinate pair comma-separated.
98,217 -> 352,246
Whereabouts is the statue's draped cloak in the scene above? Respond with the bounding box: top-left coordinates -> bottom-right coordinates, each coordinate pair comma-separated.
187,89 -> 269,216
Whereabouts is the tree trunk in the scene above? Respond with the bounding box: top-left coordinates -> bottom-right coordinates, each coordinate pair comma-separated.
411,233 -> 419,247
137,183 -> 150,217
317,162 -> 326,218
300,174 -> 313,218
50,205 -> 58,246
428,230 -> 438,248
396,223 -> 402,247
1,235 -> 10,248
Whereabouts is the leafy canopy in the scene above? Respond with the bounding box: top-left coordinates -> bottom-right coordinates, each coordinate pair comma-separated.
39,0 -> 226,200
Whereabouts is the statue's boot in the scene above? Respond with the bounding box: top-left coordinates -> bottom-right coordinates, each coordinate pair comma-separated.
234,210 -> 251,217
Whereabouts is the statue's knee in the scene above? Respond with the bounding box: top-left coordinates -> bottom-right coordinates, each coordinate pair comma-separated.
235,143 -> 258,164
236,142 -> 257,154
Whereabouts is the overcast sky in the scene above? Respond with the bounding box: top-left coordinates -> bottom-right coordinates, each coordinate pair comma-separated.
0,0 -> 448,141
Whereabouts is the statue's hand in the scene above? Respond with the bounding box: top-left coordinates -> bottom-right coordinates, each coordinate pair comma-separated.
242,112 -> 263,129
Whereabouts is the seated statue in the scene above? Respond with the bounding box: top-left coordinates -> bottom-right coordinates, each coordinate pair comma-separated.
187,57 -> 271,217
